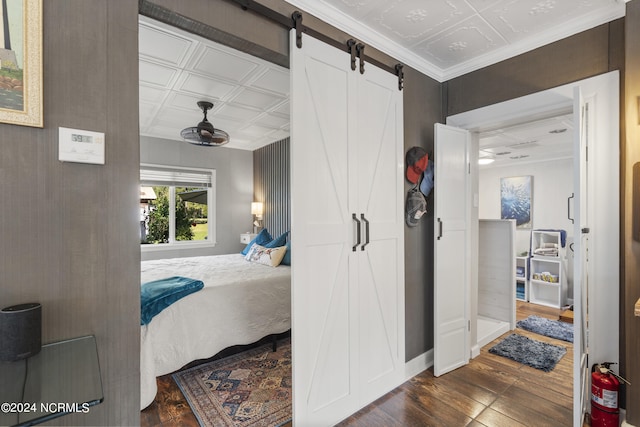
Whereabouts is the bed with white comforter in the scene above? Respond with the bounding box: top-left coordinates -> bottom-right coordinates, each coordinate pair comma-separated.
140,253 -> 291,410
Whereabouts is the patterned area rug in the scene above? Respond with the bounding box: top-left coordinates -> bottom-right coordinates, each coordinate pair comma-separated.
173,338 -> 291,427
517,315 -> 574,342
489,333 -> 567,372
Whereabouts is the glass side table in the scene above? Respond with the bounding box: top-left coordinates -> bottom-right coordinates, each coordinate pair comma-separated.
0,335 -> 103,426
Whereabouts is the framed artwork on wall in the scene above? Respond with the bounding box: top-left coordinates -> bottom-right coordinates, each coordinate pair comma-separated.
500,175 -> 533,229
0,0 -> 42,128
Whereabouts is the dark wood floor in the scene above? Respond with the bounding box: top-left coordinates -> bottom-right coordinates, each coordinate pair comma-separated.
141,301 -> 578,427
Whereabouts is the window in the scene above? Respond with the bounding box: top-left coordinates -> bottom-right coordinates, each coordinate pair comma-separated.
140,164 -> 216,249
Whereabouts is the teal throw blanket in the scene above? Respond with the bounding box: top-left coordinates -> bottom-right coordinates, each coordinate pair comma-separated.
141,276 -> 204,325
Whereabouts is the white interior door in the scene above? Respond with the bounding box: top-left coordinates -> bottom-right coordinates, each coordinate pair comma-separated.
290,31 -> 357,426
433,123 -> 471,376
290,31 -> 405,426
572,87 -> 589,427
355,63 -> 405,404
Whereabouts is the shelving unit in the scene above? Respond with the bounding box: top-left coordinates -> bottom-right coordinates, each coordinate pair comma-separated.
529,230 -> 567,308
515,256 -> 529,301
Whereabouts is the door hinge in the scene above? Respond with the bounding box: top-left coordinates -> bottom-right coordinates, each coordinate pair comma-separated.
468,320 -> 471,331
468,162 -> 471,174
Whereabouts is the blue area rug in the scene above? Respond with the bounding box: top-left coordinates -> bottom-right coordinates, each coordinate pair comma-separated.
517,315 -> 573,343
489,333 -> 566,372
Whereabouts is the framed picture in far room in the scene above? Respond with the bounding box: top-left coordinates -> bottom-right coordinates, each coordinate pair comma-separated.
500,175 -> 532,229
0,0 -> 43,128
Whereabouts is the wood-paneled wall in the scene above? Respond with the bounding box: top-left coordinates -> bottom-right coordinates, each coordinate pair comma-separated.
253,138 -> 290,239
0,1 -> 140,425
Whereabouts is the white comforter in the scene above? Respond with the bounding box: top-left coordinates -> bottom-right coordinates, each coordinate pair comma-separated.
140,254 -> 291,410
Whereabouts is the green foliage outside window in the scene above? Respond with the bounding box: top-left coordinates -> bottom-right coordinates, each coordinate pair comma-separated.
146,187 -> 195,243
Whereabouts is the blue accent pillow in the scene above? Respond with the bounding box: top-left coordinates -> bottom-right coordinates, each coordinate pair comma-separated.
281,241 -> 291,266
264,231 -> 289,248
241,228 -> 273,255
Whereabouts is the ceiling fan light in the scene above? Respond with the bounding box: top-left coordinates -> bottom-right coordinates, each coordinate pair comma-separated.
181,101 -> 230,146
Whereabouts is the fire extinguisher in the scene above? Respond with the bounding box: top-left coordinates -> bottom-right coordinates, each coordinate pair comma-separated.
591,362 -> 629,427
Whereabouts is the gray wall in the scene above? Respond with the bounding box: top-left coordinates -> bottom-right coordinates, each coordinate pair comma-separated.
445,20 -> 624,116
0,1 -> 140,425
140,136 -> 254,260
402,66 -> 442,360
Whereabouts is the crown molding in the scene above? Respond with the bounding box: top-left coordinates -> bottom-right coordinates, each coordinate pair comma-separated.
283,0 -> 625,83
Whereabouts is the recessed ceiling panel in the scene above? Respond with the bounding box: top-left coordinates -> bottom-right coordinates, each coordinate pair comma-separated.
190,45 -> 261,83
369,0 -> 475,43
139,60 -> 178,87
251,69 -> 290,96
167,92 -> 218,112
153,107 -> 200,129
231,88 -> 284,110
413,16 -> 507,68
254,113 -> 290,129
238,124 -> 277,138
139,25 -> 194,66
322,0 -> 388,16
216,103 -> 263,122
178,72 -> 237,99
482,0 -> 605,43
272,101 -> 290,116
465,0 -> 504,12
140,85 -> 168,104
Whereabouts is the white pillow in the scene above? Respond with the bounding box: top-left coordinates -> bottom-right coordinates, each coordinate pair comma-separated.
245,243 -> 287,267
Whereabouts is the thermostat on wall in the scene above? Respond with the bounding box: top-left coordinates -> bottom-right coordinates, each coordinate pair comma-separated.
58,127 -> 105,165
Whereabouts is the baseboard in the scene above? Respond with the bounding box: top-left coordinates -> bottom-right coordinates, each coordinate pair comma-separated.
471,344 -> 480,359
621,409 -> 637,427
404,348 -> 433,380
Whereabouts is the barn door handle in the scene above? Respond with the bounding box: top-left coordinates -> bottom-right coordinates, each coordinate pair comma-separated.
352,213 -> 361,251
568,193 -> 575,224
361,214 -> 370,251
437,218 -> 443,240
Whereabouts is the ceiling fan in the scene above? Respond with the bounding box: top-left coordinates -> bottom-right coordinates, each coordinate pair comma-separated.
180,101 -> 230,146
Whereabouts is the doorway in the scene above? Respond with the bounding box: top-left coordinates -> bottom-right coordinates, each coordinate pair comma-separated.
475,112 -> 575,351
446,71 -> 620,426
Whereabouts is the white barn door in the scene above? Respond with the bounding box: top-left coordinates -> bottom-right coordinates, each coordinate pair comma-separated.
290,31 -> 404,426
354,58 -> 405,405
433,123 -> 471,376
